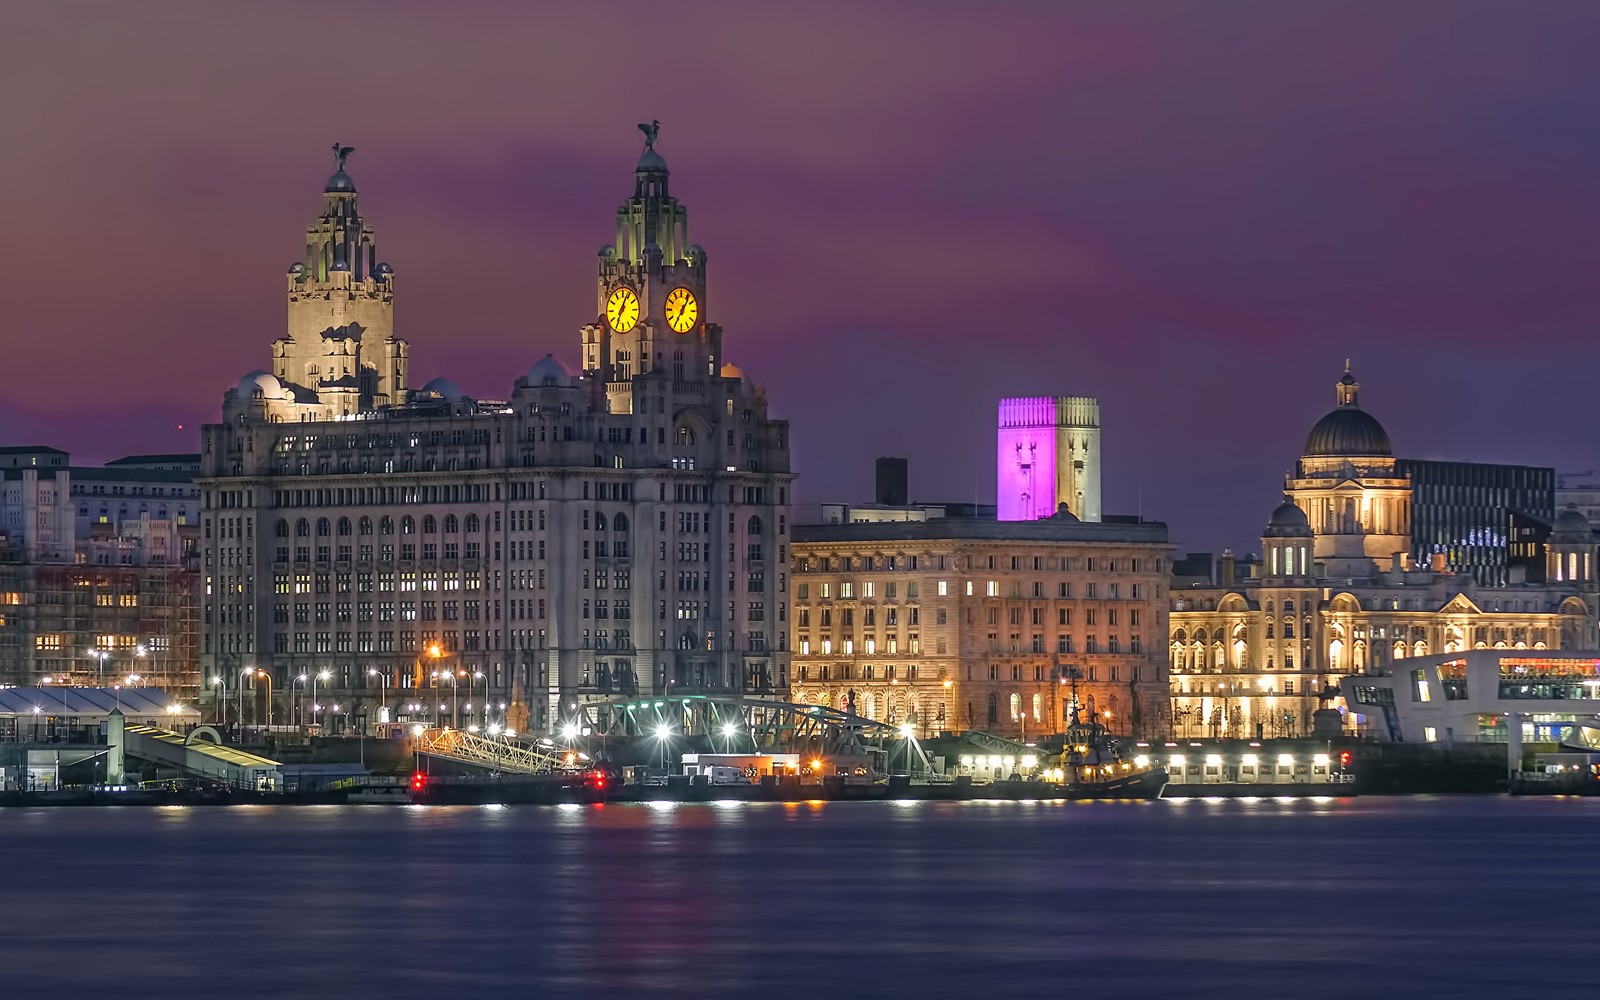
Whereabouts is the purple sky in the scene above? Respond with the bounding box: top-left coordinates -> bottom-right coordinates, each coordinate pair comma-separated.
3,1 -> 1598,553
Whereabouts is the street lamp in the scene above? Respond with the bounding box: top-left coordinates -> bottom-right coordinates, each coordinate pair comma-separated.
471,671 -> 487,728
653,723 -> 674,774
432,670 -> 459,728
238,666 -> 254,728
88,648 -> 110,684
311,670 -> 330,730
720,721 -> 739,751
292,674 -> 309,729
209,675 -> 225,724
368,668 -> 390,728
256,670 -> 274,727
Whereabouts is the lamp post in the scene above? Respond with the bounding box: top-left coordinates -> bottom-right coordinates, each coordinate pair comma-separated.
654,723 -> 674,775
238,666 -> 253,730
291,674 -> 308,730
311,670 -> 330,731
472,671 -> 487,728
432,670 -> 459,728
256,670 -> 274,727
210,675 -> 225,724
368,668 -> 389,729
88,648 -> 110,684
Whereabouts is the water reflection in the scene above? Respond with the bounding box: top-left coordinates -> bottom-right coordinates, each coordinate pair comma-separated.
0,798 -> 1594,999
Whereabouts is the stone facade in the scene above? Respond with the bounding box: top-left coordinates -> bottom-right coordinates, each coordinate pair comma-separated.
199,129 -> 793,735
1170,367 -> 1599,740
996,396 -> 1102,523
791,517 -> 1172,741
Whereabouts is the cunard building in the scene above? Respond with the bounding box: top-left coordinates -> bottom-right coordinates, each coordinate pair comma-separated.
199,127 -> 793,735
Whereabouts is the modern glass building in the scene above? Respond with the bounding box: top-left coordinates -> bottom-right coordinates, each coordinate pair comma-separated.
1397,459 -> 1555,586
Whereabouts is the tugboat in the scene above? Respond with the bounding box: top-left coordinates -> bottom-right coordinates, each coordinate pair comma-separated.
1059,669 -> 1168,800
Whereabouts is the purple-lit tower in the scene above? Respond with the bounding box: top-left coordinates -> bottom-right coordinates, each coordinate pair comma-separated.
996,396 -> 1101,523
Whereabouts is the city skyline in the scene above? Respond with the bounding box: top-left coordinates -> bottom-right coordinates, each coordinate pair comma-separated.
4,1 -> 1599,555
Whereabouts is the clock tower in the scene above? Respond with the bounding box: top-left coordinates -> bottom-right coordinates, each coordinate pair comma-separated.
582,122 -> 722,415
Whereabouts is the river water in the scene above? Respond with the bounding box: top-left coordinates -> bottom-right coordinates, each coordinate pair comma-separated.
0,796 -> 1591,999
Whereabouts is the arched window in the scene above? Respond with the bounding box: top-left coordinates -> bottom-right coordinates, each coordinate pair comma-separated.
275,519 -> 289,538
400,516 -> 415,534
422,515 -> 437,534
1032,693 -> 1043,722
379,516 -> 395,535
675,426 -> 695,446
613,513 -> 629,533
444,514 -> 459,533
316,518 -> 331,537
358,516 -> 373,535
747,515 -> 763,535
337,517 -> 352,536
295,518 -> 310,537
986,693 -> 998,726
594,511 -> 607,532
464,513 -> 480,533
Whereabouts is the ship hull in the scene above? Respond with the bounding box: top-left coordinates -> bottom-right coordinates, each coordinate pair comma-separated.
1064,767 -> 1168,800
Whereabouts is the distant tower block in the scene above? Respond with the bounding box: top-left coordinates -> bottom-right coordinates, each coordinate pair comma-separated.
876,456 -> 908,506
997,396 -> 1101,523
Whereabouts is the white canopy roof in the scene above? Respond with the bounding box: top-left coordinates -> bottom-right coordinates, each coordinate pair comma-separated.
0,687 -> 196,721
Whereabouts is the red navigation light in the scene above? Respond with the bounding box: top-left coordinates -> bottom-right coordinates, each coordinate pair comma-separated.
1338,751 -> 1352,769
410,772 -> 428,791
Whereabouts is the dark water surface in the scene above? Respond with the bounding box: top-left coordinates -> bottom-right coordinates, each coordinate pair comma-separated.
0,796 -> 1592,999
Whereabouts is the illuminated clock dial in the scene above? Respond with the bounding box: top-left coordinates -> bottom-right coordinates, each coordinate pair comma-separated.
664,287 -> 699,334
606,286 -> 640,333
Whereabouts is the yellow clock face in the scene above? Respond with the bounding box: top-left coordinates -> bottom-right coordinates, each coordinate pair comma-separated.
664,287 -> 699,334
606,286 -> 640,333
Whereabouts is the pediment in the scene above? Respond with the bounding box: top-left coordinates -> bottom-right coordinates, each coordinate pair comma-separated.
1439,593 -> 1483,615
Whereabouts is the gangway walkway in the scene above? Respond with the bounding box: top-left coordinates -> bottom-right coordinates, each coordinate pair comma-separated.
122,725 -> 283,790
412,728 -> 578,775
961,731 -> 1042,757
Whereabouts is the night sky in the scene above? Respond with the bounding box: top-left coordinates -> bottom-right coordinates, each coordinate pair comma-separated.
4,2 -> 1598,554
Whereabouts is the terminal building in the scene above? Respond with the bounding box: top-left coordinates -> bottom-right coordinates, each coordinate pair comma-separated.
1341,649 -> 1600,747
198,128 -> 792,736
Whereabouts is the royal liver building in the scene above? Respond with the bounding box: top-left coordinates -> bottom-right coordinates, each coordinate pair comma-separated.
199,127 -> 794,734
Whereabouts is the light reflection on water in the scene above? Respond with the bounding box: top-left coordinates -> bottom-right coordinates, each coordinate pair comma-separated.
0,797 -> 1594,1000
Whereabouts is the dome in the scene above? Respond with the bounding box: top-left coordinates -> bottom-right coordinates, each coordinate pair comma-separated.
420,377 -> 464,400
1263,495 -> 1312,537
237,370 -> 286,400
719,362 -> 745,380
325,169 -> 356,193
636,148 -> 668,173
1303,407 -> 1391,457
1304,362 -> 1391,457
526,354 -> 572,387
1553,503 -> 1593,540
373,262 -> 394,277
1049,503 -> 1080,523
685,244 -> 706,265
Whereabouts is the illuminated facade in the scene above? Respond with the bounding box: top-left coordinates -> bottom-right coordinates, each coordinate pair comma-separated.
1,447 -> 201,692
1170,366 -> 1599,740
791,516 -> 1171,741
1341,650 -> 1600,745
200,127 -> 792,735
997,396 -> 1101,523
